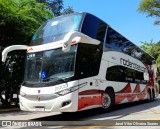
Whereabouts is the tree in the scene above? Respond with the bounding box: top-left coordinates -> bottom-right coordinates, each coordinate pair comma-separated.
140,40 -> 155,54
37,0 -> 74,16
61,6 -> 74,15
48,0 -> 64,16
138,0 -> 160,25
154,41 -> 160,64
140,40 -> 160,64
0,0 -> 53,107
0,0 -> 53,47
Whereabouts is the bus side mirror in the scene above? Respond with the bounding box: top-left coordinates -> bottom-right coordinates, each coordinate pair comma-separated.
62,31 -> 100,52
2,45 -> 28,62
80,36 -> 100,45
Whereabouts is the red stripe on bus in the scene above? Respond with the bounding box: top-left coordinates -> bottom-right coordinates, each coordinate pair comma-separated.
79,90 -> 104,95
116,83 -> 132,93
78,96 -> 102,110
71,40 -> 77,44
133,84 -> 140,93
137,93 -> 147,100
115,93 -> 147,104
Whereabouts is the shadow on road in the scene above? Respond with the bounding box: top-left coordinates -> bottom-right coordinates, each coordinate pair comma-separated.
33,97 -> 160,121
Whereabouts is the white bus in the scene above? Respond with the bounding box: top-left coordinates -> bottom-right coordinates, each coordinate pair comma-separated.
2,12 -> 159,112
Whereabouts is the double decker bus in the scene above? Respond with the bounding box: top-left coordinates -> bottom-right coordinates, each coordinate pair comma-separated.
2,12 -> 159,112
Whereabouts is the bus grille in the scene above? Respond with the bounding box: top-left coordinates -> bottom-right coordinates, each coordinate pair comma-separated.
23,94 -> 59,101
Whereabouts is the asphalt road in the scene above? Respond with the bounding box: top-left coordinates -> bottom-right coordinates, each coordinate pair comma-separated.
0,95 -> 160,129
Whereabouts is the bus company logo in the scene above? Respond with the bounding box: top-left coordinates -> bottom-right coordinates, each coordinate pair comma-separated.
2,121 -> 11,126
27,47 -> 33,52
36,96 -> 41,101
120,58 -> 146,72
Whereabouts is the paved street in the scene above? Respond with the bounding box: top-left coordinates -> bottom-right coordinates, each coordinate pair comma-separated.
0,95 -> 160,129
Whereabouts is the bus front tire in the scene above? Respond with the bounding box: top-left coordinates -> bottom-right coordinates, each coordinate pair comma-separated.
101,90 -> 114,112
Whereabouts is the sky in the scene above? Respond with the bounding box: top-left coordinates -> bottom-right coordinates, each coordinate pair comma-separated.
63,0 -> 160,46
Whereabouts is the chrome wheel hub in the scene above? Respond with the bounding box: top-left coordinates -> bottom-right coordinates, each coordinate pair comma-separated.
102,93 -> 111,109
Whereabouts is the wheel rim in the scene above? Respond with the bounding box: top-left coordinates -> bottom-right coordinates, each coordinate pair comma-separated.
102,93 -> 111,109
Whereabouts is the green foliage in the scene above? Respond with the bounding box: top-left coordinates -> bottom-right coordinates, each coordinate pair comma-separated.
0,0 -> 53,46
138,0 -> 160,25
48,0 -> 64,16
37,0 -> 74,16
140,40 -> 155,54
61,6 -> 74,15
140,40 -> 160,64
0,0 -> 53,107
154,41 -> 160,64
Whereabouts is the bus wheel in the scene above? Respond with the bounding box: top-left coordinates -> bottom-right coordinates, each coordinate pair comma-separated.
152,90 -> 155,101
102,90 -> 114,112
147,90 -> 152,102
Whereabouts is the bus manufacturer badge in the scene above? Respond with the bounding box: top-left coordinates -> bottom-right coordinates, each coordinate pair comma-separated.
38,90 -> 41,93
36,96 -> 41,101
63,42 -> 68,48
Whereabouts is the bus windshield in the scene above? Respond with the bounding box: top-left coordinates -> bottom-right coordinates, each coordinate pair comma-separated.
31,14 -> 83,45
24,45 -> 77,85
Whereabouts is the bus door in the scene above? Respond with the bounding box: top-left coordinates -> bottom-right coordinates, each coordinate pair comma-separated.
77,44 -> 102,110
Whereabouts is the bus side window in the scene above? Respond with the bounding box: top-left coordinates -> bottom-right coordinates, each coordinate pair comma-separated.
105,27 -> 153,65
106,65 -> 145,84
106,66 -> 124,82
81,14 -> 107,42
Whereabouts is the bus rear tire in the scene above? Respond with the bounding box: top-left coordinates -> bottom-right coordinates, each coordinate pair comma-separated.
101,90 -> 114,112
152,89 -> 155,101
147,90 -> 153,102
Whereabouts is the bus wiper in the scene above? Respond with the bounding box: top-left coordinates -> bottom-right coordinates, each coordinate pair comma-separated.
56,78 -> 66,83
42,77 -> 66,83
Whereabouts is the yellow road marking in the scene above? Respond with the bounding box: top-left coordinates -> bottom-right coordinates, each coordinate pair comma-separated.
142,118 -> 160,120
110,110 -> 160,117
64,126 -> 112,129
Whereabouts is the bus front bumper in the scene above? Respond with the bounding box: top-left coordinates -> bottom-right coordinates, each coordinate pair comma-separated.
19,91 -> 78,112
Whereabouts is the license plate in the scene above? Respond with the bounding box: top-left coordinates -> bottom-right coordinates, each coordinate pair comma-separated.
35,106 -> 45,111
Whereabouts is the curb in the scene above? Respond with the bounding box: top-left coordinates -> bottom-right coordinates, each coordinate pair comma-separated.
0,108 -> 20,113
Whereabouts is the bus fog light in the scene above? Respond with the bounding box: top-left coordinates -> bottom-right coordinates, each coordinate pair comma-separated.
62,100 -> 71,107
